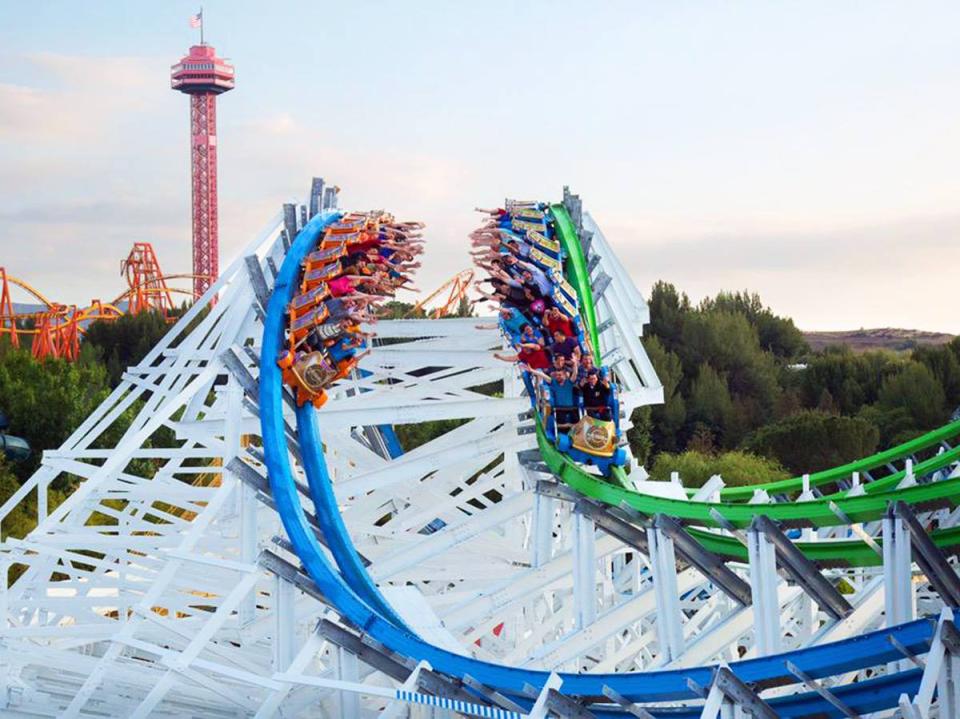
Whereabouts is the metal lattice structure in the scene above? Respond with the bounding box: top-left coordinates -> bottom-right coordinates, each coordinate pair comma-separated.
1,181 -> 958,717
171,44 -> 235,299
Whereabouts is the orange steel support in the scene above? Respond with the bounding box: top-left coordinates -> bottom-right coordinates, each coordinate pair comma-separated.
121,242 -> 176,316
0,268 -> 19,349
2,245 -> 190,361
31,314 -> 58,360
412,269 -> 475,319
57,307 -> 80,361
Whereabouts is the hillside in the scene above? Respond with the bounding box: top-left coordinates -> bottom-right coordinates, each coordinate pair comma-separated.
803,328 -> 956,353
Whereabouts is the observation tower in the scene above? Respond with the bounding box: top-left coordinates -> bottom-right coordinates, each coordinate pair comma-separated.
170,44 -> 234,299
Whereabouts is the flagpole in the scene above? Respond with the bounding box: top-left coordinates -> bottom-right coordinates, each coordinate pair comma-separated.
200,7 -> 204,45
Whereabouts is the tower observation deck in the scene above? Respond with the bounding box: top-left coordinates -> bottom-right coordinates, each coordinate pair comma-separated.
171,44 -> 234,299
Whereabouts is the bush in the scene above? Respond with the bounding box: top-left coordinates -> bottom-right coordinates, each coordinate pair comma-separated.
742,410 -> 879,474
83,310 -> 170,386
0,346 -> 110,482
877,362 -> 947,431
648,450 -> 790,488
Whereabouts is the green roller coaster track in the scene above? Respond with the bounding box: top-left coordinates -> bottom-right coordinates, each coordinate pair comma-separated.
544,204 -> 960,567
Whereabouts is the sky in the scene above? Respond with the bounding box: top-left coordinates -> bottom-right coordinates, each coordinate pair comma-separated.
1,1 -> 959,332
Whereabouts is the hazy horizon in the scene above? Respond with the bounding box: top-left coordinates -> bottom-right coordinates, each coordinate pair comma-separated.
2,2 -> 959,333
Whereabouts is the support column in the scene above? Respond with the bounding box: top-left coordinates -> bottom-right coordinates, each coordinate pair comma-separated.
37,476 -> 48,525
274,574 -> 296,671
646,526 -> 684,662
883,513 -> 914,673
572,513 -> 597,631
747,528 -> 781,656
532,492 -> 555,568
883,514 -> 914,626
224,378 -> 257,627
337,646 -> 360,717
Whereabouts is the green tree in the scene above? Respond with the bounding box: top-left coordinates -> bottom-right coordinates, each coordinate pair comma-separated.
687,364 -> 734,444
743,410 -> 879,474
798,348 -> 902,416
648,450 -> 789,488
450,295 -> 475,318
912,345 -> 960,409
643,336 -> 686,452
0,346 -> 110,482
647,281 -> 691,354
83,311 -> 170,386
877,362 -> 947,431
627,406 -> 653,466
701,290 -> 807,359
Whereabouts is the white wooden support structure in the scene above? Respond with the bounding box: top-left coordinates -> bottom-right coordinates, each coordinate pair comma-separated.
0,181 -> 943,716
901,608 -> 960,719
573,513 -> 598,632
646,525 -> 685,663
884,510 -> 915,674
697,665 -> 779,719
747,525 -> 782,656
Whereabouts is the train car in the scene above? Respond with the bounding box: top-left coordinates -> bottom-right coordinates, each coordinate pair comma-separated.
278,211 -> 424,409
479,203 -> 628,477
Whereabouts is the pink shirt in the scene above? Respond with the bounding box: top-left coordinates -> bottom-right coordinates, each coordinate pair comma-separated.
327,276 -> 354,297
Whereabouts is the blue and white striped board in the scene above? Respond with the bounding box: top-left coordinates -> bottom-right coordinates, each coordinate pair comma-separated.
395,689 -> 524,718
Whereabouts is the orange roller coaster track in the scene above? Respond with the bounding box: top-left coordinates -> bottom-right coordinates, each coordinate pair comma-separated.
0,243 -> 198,360
411,268 -> 475,319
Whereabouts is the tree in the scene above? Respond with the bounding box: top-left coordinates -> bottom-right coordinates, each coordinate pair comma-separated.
0,458 -> 33,539
83,311 -> 170,386
627,406 -> 653,466
877,362 -> 947,431
643,336 -> 687,452
687,364 -> 734,445
648,450 -> 789,488
378,300 -> 418,320
0,346 -> 110,482
450,295 -> 475,318
797,348 -> 902,416
701,290 -> 807,359
912,345 -> 960,410
647,281 -> 691,354
742,410 -> 879,474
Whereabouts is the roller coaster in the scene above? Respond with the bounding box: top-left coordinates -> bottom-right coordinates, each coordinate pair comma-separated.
0,242 -> 197,360
1,179 -> 959,718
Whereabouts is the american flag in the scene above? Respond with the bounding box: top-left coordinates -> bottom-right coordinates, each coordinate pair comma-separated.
189,12 -> 202,29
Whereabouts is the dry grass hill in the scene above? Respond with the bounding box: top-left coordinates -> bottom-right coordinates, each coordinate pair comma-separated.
803,328 -> 956,353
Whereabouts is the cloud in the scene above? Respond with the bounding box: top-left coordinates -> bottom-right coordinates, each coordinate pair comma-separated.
598,213 -> 960,333
0,200 -> 180,226
0,53 -> 164,143
605,213 -> 960,276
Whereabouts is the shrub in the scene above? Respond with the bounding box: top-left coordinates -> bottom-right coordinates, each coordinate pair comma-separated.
742,410 -> 879,474
648,450 -> 790,488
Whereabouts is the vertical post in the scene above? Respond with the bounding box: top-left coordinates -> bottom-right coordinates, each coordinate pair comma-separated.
572,513 -> 597,631
273,574 -> 296,671
189,92 -> 220,299
938,649 -> 960,719
337,646 -> 360,717
0,559 -> 6,710
883,512 -> 914,673
532,492 -> 555,568
224,378 -> 257,627
747,527 -> 781,656
646,526 -> 684,662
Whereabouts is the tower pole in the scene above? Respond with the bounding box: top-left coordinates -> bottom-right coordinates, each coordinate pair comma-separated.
190,92 -> 218,299
171,43 -> 234,300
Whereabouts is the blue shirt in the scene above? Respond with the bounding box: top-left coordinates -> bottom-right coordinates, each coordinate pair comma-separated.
500,307 -> 527,335
549,378 -> 578,407
329,337 -> 357,363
